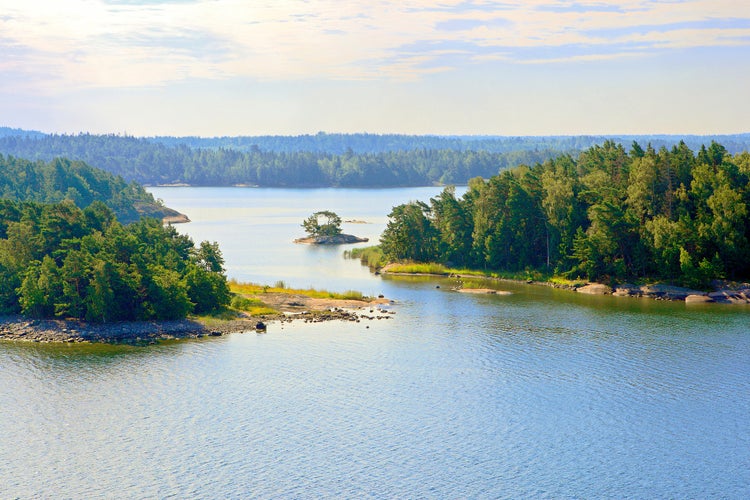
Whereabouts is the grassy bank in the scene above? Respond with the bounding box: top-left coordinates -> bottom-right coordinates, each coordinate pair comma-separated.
228,280 -> 366,300
345,245 -> 591,289
226,279 -> 370,316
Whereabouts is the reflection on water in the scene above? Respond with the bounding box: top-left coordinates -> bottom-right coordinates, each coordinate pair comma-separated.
1,187 -> 748,499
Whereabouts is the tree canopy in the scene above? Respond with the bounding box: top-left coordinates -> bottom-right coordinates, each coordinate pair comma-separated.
380,141 -> 750,288
0,199 -> 230,321
0,154 -> 171,223
4,130 -> 747,188
302,211 -> 343,237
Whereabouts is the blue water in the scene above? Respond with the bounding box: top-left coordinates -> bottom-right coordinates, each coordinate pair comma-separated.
1,187 -> 748,498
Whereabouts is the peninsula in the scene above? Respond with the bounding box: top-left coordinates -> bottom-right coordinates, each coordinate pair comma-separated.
0,283 -> 394,343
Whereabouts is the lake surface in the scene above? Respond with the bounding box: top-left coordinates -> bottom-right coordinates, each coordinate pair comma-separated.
1,187 -> 748,499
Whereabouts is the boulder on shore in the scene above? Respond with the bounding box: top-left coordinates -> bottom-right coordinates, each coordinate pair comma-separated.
576,283 -> 612,295
639,284 -> 701,300
294,234 -> 368,245
685,294 -> 714,304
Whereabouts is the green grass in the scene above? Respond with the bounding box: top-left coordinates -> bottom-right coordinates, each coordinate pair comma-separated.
381,261 -> 565,284
384,262 -> 451,275
226,294 -> 280,316
228,279 -> 368,301
344,245 -> 386,269
548,276 -> 588,287
337,290 -> 365,300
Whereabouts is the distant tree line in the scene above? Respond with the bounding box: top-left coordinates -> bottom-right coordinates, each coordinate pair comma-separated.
147,132 -> 612,154
0,199 -> 230,322
0,133 -> 564,187
380,141 -> 750,288
0,154 -> 169,223
2,130 -> 745,188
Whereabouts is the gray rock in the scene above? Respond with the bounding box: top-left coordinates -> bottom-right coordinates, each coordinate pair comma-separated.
685,294 -> 714,304
576,283 -> 613,295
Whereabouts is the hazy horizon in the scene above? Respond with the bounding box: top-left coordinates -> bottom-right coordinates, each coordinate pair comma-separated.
5,126 -> 749,140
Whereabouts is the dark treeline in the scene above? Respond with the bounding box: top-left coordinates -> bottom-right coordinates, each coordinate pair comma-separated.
0,132 -> 557,186
0,199 -> 230,322
2,129 -> 748,187
0,154 -> 171,223
380,141 -> 750,288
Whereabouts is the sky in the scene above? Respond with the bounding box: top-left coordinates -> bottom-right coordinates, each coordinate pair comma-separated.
1,0 -> 749,137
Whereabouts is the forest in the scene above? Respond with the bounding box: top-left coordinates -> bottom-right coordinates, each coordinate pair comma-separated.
0,132 -> 556,187
379,141 -> 750,288
0,154 -> 172,223
1,128 -> 748,188
0,199 -> 230,322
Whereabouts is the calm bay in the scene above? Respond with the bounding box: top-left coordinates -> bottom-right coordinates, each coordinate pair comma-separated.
1,187 -> 748,498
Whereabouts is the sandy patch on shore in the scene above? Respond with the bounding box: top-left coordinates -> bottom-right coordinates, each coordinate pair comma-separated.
257,292 -> 391,312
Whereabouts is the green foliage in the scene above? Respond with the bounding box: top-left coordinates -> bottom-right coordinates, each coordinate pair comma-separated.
380,202 -> 439,262
302,211 -> 342,237
0,132 -> 585,187
384,262 -> 451,275
2,131 -> 749,189
0,155 -> 170,223
185,265 -> 231,314
1,199 -> 230,322
230,294 -> 267,311
378,142 -> 750,285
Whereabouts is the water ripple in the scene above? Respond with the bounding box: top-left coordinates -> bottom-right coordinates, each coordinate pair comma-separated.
2,297 -> 748,498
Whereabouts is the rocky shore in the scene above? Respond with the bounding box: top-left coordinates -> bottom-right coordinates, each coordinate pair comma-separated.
445,271 -> 750,305
536,280 -> 750,304
0,300 -> 396,344
0,315 -> 241,344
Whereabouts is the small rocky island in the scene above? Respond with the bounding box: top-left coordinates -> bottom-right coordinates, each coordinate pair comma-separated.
295,210 -> 367,245
294,234 -> 368,245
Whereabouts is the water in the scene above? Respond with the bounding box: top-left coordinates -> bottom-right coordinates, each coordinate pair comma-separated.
149,186 -> 451,293
1,187 -> 748,499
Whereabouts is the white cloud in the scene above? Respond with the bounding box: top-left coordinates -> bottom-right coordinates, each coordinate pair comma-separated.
0,0 -> 748,91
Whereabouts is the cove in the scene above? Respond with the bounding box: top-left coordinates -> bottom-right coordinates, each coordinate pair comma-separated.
0,187 -> 747,499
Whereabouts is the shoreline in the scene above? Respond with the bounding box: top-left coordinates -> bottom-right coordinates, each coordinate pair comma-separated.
0,295 -> 395,344
381,267 -> 750,305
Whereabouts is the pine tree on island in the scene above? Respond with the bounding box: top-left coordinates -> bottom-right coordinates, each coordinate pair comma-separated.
296,211 -> 368,245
